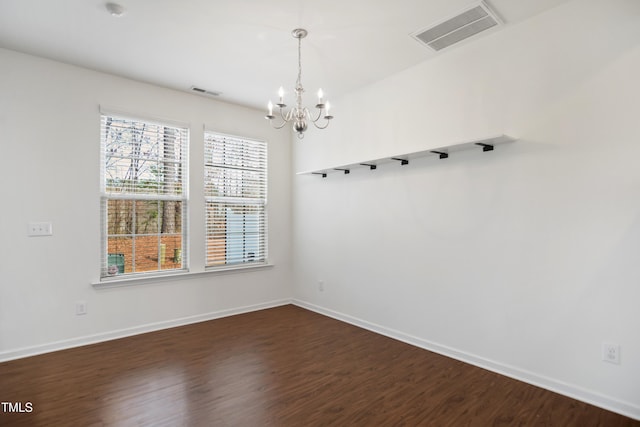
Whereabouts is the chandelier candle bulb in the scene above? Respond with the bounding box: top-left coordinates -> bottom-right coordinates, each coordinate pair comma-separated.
268,101 -> 273,116
325,101 -> 332,118
278,87 -> 285,105
318,89 -> 324,104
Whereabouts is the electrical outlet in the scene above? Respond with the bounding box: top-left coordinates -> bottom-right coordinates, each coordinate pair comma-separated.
28,222 -> 53,237
318,280 -> 324,292
602,342 -> 620,364
75,301 -> 87,316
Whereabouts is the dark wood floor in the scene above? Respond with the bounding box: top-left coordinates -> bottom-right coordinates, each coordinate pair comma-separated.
0,305 -> 637,426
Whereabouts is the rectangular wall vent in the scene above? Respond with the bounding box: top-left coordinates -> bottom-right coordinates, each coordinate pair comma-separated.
190,86 -> 221,97
411,2 -> 502,52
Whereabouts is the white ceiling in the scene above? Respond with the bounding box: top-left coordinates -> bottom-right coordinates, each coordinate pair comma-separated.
0,0 -> 571,110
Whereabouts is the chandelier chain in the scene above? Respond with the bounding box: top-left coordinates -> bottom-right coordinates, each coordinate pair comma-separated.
297,35 -> 302,88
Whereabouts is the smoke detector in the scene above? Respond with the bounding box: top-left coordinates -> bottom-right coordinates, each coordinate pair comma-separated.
411,1 -> 502,52
105,2 -> 125,17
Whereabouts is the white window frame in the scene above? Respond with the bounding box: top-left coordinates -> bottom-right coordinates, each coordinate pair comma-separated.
204,131 -> 268,269
100,111 -> 189,280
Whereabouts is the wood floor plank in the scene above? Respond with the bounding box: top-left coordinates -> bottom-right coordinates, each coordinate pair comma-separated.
0,305 -> 637,426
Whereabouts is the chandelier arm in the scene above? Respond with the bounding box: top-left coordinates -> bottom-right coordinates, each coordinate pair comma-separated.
310,107 -> 325,123
312,118 -> 332,130
281,106 -> 295,122
269,119 -> 289,130
266,106 -> 294,129
303,107 -> 312,120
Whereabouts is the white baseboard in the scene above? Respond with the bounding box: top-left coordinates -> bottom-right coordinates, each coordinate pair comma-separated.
292,299 -> 640,421
3,298 -> 637,421
0,299 -> 292,363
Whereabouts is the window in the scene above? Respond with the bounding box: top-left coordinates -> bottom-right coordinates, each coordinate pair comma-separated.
205,132 -> 267,268
100,113 -> 188,278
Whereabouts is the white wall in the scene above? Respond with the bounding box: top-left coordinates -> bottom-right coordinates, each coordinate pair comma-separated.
293,0 -> 640,418
1,0 -> 639,419
0,48 -> 292,359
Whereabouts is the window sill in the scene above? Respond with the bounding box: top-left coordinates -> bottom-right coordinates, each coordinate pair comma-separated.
92,263 -> 274,289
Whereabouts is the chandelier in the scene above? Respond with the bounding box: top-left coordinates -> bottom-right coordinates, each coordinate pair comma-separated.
265,28 -> 333,139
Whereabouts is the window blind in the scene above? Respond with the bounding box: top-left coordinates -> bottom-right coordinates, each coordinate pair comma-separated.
100,114 -> 189,278
204,132 -> 267,267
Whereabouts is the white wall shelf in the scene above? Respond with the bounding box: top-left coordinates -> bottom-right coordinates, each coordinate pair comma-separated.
297,134 -> 515,177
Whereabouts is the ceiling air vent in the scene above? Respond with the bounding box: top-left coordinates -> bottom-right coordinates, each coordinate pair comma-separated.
411,1 -> 502,52
190,86 -> 221,97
